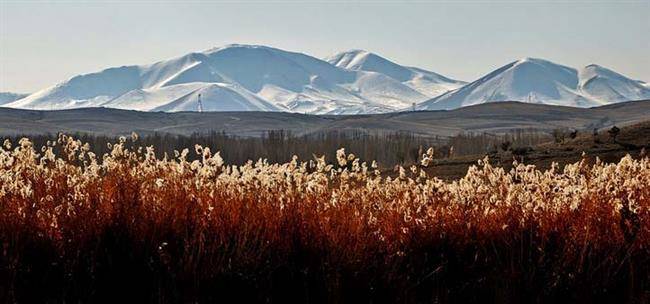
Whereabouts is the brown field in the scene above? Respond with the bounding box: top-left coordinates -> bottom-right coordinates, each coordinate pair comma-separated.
1,100 -> 649,137
0,124 -> 649,303
426,120 -> 650,180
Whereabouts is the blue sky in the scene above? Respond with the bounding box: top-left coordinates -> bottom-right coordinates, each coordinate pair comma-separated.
1,0 -> 648,92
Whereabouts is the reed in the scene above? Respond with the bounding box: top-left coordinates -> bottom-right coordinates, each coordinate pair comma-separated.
0,134 -> 647,303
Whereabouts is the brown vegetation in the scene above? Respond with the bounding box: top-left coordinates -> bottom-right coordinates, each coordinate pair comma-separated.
1,129 -> 549,168
427,121 -> 650,180
0,132 -> 649,303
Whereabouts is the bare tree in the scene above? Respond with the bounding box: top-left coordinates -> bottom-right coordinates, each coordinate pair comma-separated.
608,126 -> 621,142
552,128 -> 566,144
593,128 -> 601,144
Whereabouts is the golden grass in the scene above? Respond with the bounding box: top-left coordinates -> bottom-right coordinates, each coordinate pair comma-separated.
1,134 -> 649,302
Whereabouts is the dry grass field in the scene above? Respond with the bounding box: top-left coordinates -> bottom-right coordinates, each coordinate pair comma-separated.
0,126 -> 649,303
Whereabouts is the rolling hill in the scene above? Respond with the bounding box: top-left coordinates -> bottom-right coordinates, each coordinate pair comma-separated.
1,100 -> 648,137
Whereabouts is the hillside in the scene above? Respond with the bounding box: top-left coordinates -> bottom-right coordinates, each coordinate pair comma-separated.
0,100 -> 649,137
427,119 -> 650,179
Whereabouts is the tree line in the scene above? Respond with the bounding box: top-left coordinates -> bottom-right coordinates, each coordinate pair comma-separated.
2,129 -> 551,167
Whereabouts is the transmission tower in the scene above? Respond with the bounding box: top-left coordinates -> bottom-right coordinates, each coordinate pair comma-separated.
198,93 -> 203,113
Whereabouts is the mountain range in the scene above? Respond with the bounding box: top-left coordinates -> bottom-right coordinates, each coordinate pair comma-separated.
0,92 -> 29,105
4,44 -> 649,114
418,58 -> 650,110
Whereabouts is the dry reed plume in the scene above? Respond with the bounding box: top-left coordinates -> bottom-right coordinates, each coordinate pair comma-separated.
0,134 -> 648,303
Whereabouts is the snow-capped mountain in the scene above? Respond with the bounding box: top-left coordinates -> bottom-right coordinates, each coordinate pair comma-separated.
418,58 -> 650,111
0,92 -> 29,105
6,44 -> 459,114
5,48 -> 648,114
578,64 -> 650,103
325,50 -> 466,97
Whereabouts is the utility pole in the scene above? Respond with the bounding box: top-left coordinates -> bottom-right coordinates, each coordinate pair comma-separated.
198,93 -> 203,113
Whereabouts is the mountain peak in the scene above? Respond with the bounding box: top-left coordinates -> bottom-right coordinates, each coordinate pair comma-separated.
519,57 -> 540,61
513,57 -> 560,66
577,63 -> 650,101
0,92 -> 29,106
325,49 -> 465,96
203,43 -> 275,54
342,49 -> 372,55
579,63 -> 623,81
325,49 -> 380,70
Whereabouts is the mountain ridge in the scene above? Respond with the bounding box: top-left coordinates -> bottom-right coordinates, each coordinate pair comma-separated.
325,49 -> 466,97
418,57 -> 650,110
0,92 -> 29,105
4,45 -> 648,114
7,44 -> 454,114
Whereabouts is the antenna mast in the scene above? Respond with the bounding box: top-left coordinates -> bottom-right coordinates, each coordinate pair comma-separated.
198,93 -> 203,113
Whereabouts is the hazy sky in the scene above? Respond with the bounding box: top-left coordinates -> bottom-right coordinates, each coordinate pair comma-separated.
1,0 -> 648,93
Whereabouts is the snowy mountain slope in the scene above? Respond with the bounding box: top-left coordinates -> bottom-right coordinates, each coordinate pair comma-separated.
0,92 -> 29,105
151,83 -> 280,112
6,44 -> 440,114
7,53 -> 216,111
326,50 -> 466,97
578,64 -> 650,103
102,83 -> 208,111
7,66 -> 143,110
418,58 -> 650,111
200,45 -> 429,112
